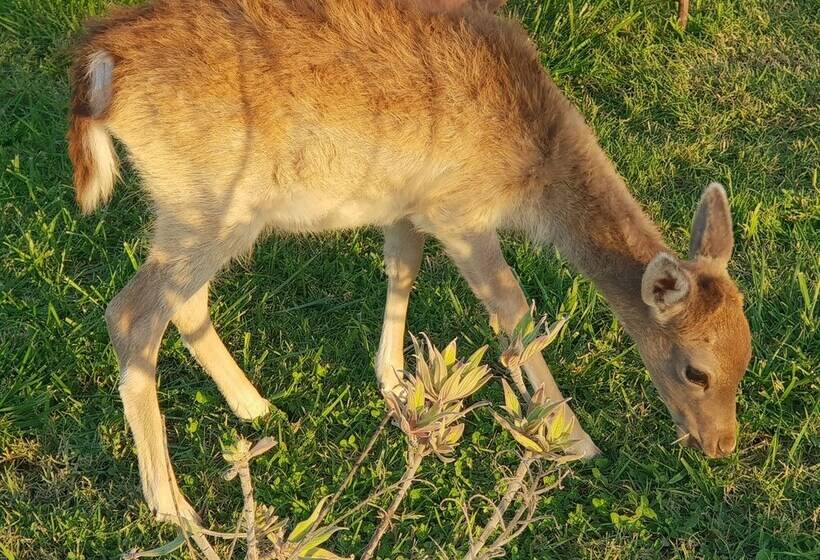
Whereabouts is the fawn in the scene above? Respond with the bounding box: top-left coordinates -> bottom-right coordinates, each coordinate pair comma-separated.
68,0 -> 751,524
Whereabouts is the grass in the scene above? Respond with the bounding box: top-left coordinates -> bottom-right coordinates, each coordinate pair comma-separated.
0,0 -> 818,558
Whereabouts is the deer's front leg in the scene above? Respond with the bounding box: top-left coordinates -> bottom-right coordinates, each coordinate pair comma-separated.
437,230 -> 601,458
376,220 -> 425,395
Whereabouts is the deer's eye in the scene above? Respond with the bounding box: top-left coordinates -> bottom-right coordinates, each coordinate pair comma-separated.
685,366 -> 709,389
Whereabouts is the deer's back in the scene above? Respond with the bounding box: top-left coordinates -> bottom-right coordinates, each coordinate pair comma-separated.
79,0 -> 560,233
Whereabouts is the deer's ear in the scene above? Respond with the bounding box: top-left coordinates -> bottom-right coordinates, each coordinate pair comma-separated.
689,183 -> 734,266
642,252 -> 691,319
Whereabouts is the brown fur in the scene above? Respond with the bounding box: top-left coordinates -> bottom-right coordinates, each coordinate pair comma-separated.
67,115 -> 93,206
67,61 -> 94,208
67,0 -> 751,523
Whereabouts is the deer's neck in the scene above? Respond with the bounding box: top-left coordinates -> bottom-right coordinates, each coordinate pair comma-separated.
526,136 -> 667,335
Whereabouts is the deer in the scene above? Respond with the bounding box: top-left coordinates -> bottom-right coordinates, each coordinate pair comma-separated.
67,0 -> 752,525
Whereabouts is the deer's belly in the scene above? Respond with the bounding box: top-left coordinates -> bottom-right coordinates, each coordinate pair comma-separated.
264,187 -> 410,233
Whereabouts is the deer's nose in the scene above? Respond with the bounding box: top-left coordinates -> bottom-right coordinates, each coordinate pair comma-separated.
717,433 -> 737,456
701,432 -> 736,458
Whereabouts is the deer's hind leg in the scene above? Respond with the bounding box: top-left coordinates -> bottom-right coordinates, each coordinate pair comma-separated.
172,283 -> 271,420
106,213 -> 265,524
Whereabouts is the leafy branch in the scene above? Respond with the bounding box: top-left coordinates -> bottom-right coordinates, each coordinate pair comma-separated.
463,312 -> 579,560
361,336 -> 492,560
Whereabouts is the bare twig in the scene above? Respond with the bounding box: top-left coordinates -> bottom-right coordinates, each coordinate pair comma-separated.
494,483 -> 538,544
488,470 -> 569,551
222,437 -> 277,560
440,496 -> 477,549
361,449 -> 426,560
508,364 -> 530,404
315,414 -> 390,528
325,476 -> 423,529
672,431 -> 691,446
465,494 -> 506,530
125,330 -> 575,560
238,461 -> 258,560
359,336 -> 490,558
198,528 -> 246,540
225,513 -> 244,560
190,532 -> 222,560
463,453 -> 535,560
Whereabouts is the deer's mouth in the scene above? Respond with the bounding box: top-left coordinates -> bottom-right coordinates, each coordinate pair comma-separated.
673,423 -> 701,450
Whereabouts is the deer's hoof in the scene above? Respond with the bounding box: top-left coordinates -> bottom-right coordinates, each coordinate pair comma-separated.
231,395 -> 272,422
568,435 -> 602,460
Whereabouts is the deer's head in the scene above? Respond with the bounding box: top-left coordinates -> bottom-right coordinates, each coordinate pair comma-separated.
637,184 -> 751,457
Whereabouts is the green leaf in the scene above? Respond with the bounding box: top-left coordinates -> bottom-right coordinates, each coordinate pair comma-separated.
510,429 -> 545,453
501,379 -> 521,417
288,496 -> 330,543
464,345 -> 489,372
416,408 -> 448,430
526,314 -> 548,344
410,333 -> 423,361
539,317 -> 568,349
526,400 -> 560,427
525,403 -> 551,427
444,423 -> 465,445
298,547 -> 352,559
491,411 -> 516,434
432,347 -> 447,388
513,312 -> 534,339
441,339 -> 458,366
519,317 -> 568,363
520,336 -> 548,363
548,407 -> 572,443
549,317 -> 569,338
438,367 -> 463,401
294,525 -> 346,553
410,378 -> 425,413
456,365 -> 491,400
523,321 -> 535,339
122,531 -> 185,559
221,438 -> 251,463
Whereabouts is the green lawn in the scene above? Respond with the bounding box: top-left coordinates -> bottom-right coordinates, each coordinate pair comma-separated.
1,0 -> 818,558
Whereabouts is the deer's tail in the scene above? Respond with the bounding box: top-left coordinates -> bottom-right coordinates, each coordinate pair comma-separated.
67,50 -> 119,214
